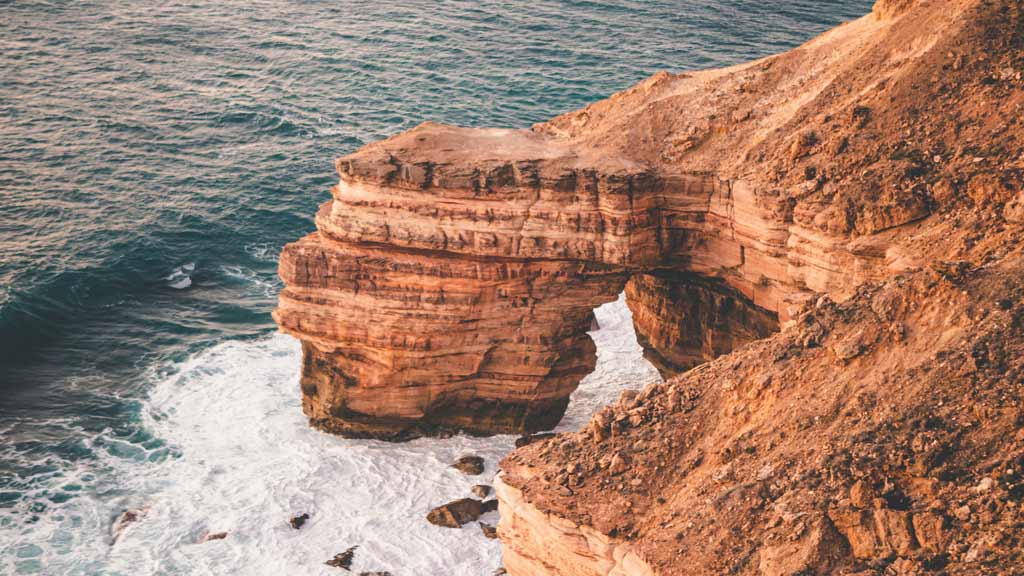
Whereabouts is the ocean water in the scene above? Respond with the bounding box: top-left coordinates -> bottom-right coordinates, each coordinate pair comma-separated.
0,1 -> 873,574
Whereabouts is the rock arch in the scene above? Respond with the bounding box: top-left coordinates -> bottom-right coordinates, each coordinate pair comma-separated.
274,121 -> 899,439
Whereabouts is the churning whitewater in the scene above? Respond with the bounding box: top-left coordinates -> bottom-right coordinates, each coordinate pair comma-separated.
2,296 -> 660,575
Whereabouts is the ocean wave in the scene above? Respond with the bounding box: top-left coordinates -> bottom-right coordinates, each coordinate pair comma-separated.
164,263 -> 195,290
219,265 -> 281,298
0,295 -> 659,575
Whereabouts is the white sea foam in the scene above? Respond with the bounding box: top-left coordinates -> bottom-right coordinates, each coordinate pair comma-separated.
243,243 -> 278,262
165,263 -> 195,290
220,265 -> 281,297
1,294 -> 660,575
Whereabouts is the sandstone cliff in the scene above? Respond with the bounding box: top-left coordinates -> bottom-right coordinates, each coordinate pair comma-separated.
275,0 -> 1024,571
273,0 -> 993,439
493,0 -> 1024,574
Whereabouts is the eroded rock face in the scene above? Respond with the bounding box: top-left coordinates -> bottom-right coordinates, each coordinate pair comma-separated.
277,230 -> 625,438
275,110 -> 899,438
626,273 -> 779,378
275,0 -> 1017,456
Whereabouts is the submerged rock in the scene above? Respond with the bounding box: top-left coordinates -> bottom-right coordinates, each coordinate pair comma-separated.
110,507 -> 147,544
480,522 -> 498,539
198,530 -> 228,543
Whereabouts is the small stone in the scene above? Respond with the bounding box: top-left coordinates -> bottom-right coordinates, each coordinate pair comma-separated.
480,522 -> 498,539
514,433 -> 555,448
851,106 -> 871,128
712,463 -> 734,484
471,485 -> 492,498
325,546 -> 358,570
964,541 -> 985,562
830,339 -> 864,362
618,390 -> 640,409
290,513 -> 310,530
973,477 -> 994,493
200,531 -> 228,542
482,499 -> 499,513
849,480 -> 876,509
452,456 -> 485,475
954,504 -> 971,521
608,452 -> 630,475
790,131 -> 819,159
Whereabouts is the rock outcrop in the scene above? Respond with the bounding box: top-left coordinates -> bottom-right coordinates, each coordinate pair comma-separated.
492,0 -> 1024,574
274,0 -> 950,438
276,0 -> 1024,570
499,256 -> 1024,574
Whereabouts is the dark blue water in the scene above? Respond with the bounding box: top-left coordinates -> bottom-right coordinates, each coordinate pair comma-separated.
1,1 -> 873,573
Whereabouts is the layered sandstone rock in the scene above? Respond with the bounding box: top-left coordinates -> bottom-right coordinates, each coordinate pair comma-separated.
277,230 -> 625,438
274,0 -> 938,437
625,273 -> 779,378
274,0 -> 1024,570
493,0 -> 1024,574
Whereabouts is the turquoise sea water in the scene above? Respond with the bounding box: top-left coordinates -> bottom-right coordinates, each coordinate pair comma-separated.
1,1 -> 873,573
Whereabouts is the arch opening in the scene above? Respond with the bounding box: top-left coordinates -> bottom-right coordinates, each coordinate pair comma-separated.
624,272 -> 780,380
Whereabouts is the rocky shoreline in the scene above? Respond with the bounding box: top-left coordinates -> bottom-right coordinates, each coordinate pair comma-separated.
276,0 -> 1024,572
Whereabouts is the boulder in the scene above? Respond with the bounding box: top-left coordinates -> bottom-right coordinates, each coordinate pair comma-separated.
452,456 -> 485,476
427,499 -> 484,528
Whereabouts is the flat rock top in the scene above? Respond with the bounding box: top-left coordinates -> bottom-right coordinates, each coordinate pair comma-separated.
338,122 -> 646,177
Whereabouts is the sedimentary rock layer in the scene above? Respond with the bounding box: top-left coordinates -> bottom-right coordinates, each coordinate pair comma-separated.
625,273 -> 779,378
276,231 -> 625,437
274,22 -> 927,437
274,123 -> 901,437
